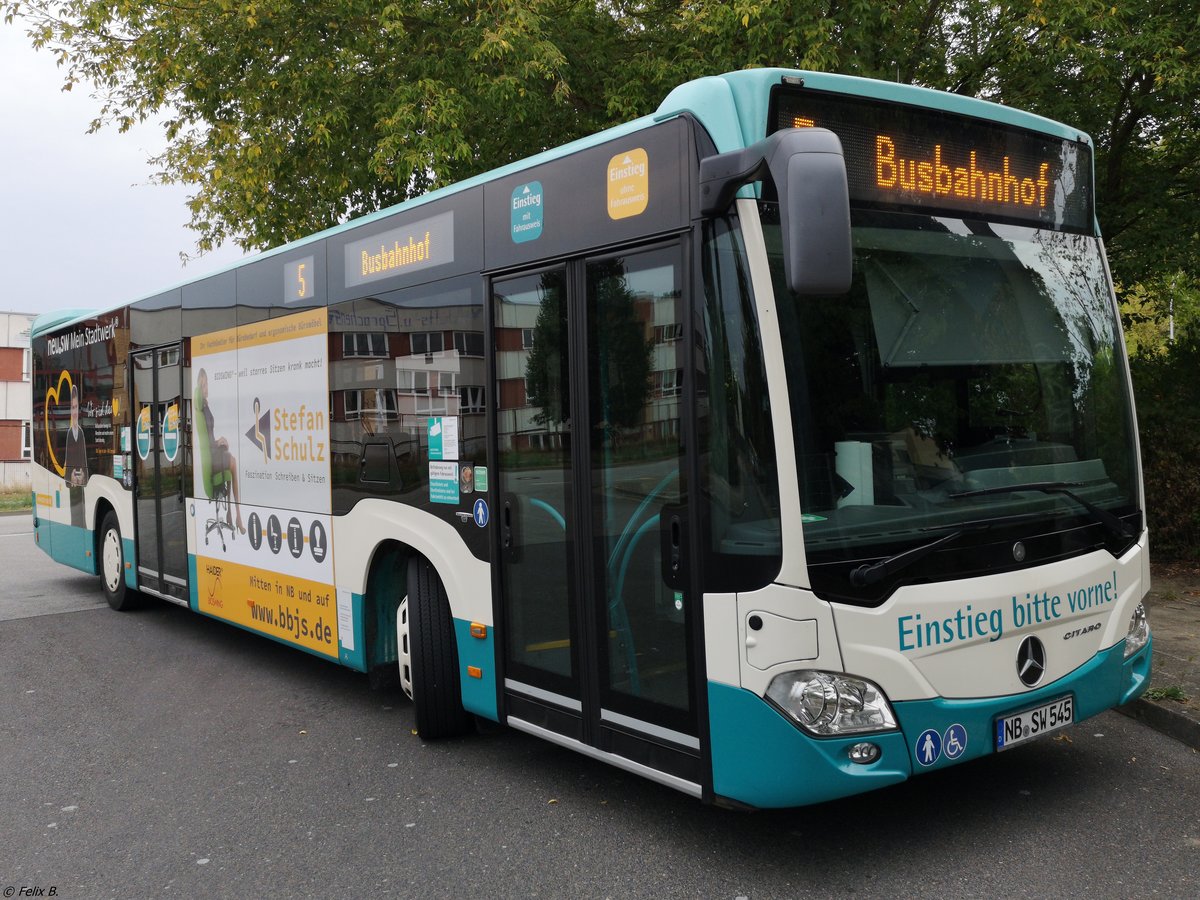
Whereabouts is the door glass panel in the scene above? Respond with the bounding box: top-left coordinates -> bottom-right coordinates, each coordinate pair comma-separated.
495,269 -> 577,689
133,346 -> 187,593
133,351 -> 161,580
587,248 -> 691,723
157,352 -> 187,585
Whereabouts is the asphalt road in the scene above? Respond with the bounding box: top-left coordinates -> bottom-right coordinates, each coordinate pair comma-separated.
2,512 -> 1198,899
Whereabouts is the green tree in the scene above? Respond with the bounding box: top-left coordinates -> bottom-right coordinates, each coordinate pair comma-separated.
587,258 -> 654,434
6,0 -> 1198,299
523,271 -> 569,427
522,260 -> 654,433
1129,334 -> 1200,560
9,0 -> 1200,558
947,2 -> 1200,304
3,0 -> 625,252
1118,271 -> 1200,357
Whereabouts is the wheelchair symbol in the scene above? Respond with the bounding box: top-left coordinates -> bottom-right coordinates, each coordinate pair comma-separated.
943,723 -> 967,760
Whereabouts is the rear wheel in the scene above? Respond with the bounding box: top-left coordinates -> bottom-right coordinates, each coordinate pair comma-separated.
404,557 -> 471,738
99,511 -> 138,611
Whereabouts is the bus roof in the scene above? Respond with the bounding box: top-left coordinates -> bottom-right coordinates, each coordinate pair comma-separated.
35,68 -> 1093,339
659,68 -> 1092,156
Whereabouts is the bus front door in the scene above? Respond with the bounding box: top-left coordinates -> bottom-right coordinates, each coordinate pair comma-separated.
132,345 -> 189,604
492,243 -> 702,789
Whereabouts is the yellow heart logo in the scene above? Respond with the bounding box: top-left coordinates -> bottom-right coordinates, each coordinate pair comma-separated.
44,370 -> 73,478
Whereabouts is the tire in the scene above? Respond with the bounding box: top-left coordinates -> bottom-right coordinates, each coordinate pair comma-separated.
405,556 -> 471,739
99,511 -> 138,611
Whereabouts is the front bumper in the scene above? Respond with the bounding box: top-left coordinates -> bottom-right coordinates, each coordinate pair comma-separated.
707,636 -> 1152,808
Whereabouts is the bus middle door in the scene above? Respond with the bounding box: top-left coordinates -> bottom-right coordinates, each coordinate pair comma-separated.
492,241 -> 702,791
132,344 -> 189,604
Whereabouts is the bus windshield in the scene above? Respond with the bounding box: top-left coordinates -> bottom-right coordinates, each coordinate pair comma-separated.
763,205 -> 1142,605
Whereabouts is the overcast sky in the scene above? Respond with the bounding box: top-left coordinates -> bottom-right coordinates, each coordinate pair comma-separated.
0,23 -> 246,320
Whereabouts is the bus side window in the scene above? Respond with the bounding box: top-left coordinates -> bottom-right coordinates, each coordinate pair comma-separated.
699,219 -> 783,592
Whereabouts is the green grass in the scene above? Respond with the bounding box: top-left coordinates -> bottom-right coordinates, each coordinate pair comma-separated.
0,490 -> 33,512
1145,685 -> 1189,702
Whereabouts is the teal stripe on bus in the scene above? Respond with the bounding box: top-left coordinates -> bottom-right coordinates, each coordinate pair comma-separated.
36,519 -> 97,577
35,515 -> 133,588
890,638 -> 1149,774
708,681 -> 911,808
454,617 -> 499,722
187,554 -> 199,611
123,537 -> 136,589
341,593 -> 368,672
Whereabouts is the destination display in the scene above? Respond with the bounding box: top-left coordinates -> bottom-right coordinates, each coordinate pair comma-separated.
770,88 -> 1094,232
344,210 -> 454,288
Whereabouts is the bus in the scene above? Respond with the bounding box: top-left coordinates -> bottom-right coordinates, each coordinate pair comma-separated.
30,68 -> 1151,808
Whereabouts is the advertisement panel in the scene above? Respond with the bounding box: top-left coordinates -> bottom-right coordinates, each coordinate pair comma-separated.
191,309 -> 340,658
33,312 -> 130,524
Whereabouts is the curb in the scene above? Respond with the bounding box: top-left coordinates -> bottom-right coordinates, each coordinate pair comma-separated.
1115,698 -> 1200,752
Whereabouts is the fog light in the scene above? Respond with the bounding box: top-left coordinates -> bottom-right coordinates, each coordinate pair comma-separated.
766,670 -> 898,736
1124,602 -> 1149,658
848,742 -> 881,764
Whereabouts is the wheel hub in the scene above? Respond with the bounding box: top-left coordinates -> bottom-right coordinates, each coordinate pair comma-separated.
103,528 -> 122,593
396,596 -> 413,700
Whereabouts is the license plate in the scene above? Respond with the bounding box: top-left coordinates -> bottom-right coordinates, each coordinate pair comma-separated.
995,696 -> 1074,751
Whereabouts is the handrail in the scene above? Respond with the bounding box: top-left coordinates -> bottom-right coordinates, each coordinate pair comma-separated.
529,497 -> 566,531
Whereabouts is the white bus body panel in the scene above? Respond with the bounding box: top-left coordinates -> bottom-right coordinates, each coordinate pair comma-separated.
331,498 -> 493,625
736,198 -> 810,588
31,465 -> 133,542
86,475 -> 135,537
731,583 -> 844,697
833,539 -> 1148,700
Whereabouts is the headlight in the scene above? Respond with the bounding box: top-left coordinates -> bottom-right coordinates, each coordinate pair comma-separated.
1124,602 -> 1150,658
766,670 -> 898,736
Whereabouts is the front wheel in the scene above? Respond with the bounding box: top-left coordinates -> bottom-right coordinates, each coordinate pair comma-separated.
404,557 -> 471,739
99,511 -> 138,611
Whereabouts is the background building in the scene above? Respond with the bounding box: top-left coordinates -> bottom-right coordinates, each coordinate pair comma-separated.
0,311 -> 35,489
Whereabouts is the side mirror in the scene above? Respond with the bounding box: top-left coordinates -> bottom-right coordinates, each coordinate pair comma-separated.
700,128 -> 852,295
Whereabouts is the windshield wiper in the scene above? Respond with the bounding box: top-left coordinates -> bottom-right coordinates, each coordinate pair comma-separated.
948,481 -> 1133,540
849,528 -> 965,587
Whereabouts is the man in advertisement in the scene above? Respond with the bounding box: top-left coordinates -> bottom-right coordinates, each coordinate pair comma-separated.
64,383 -> 89,487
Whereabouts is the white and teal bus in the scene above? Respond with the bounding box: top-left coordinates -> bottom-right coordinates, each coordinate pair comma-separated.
31,68 -> 1151,808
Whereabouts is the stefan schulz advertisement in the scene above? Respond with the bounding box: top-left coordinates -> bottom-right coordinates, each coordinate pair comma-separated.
190,309 -> 340,659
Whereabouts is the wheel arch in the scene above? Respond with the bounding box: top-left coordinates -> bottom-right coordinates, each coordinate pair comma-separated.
340,501 -> 497,721
89,497 -> 116,579
360,539 -> 411,676
88,478 -> 135,589
84,475 -> 134,536
334,499 -> 492,625
92,497 -> 116,546
93,495 -> 140,609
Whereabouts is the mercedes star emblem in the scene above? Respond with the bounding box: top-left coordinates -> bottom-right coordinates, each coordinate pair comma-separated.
1016,635 -> 1047,687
